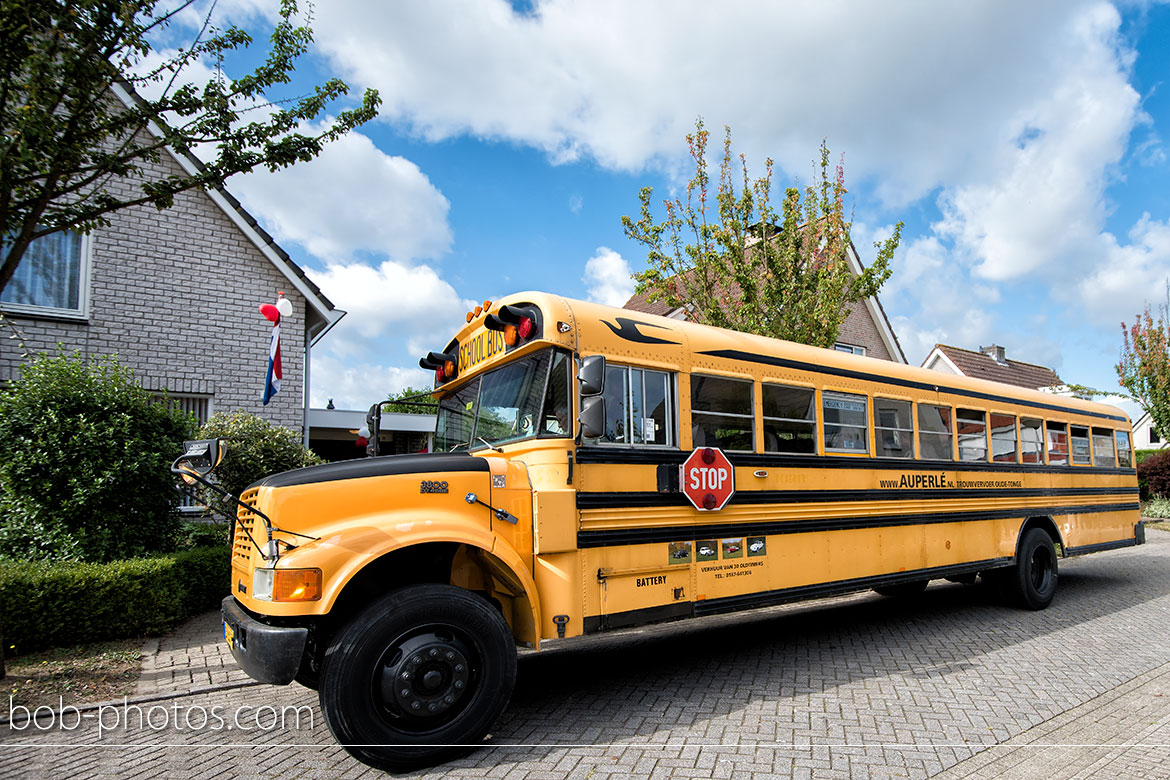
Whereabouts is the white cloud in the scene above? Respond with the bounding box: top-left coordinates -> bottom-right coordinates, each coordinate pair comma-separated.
230,128 -> 452,262
307,260 -> 474,357
582,247 -> 635,307
1077,214 -> 1170,324
933,3 -> 1140,282
307,0 -> 1123,201
309,353 -> 431,409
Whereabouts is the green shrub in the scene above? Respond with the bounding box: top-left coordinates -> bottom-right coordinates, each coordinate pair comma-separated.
0,352 -> 196,562
0,546 -> 230,656
1135,448 -> 1164,466
175,520 -> 231,551
197,411 -> 323,518
1143,496 -> 1170,519
1138,450 -> 1170,501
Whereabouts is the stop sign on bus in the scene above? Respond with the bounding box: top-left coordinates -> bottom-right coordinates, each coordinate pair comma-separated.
681,447 -> 735,511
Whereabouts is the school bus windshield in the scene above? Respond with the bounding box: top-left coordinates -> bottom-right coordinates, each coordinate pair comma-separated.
435,348 -> 570,452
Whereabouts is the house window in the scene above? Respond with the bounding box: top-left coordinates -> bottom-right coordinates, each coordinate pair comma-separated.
0,231 -> 88,316
1152,427 -> 1161,445
834,343 -> 866,356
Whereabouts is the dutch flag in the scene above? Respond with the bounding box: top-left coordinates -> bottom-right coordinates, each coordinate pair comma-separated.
260,300 -> 283,405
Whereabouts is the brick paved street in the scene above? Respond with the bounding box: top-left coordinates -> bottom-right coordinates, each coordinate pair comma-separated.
3,531 -> 1170,779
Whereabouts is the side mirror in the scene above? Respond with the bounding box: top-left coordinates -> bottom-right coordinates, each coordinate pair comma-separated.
578,355 -> 606,396
579,395 -> 606,440
172,438 -> 229,484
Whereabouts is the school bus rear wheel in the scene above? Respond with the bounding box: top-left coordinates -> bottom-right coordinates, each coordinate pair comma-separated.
318,584 -> 517,772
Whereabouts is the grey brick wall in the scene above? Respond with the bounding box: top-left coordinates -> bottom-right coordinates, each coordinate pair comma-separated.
0,150 -> 309,434
837,300 -> 893,361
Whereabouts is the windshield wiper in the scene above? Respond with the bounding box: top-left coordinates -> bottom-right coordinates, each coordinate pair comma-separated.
476,437 -> 503,453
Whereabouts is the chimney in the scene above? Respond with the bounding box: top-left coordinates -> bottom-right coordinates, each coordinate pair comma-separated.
980,344 -> 1007,365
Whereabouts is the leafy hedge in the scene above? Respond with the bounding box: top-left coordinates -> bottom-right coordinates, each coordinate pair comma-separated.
0,352 -> 195,562
0,546 -> 230,656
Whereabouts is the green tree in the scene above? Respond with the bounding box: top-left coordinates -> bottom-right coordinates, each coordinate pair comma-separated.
622,119 -> 902,347
383,386 -> 438,415
1118,289 -> 1170,441
0,351 -> 196,562
0,0 -> 380,293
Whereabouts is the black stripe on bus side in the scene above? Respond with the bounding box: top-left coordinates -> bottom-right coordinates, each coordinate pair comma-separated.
580,557 -> 1012,633
572,447 -> 1138,475
693,557 -> 1013,618
1064,538 -> 1139,556
697,348 -> 1130,423
576,502 -> 1141,548
577,485 -> 1140,510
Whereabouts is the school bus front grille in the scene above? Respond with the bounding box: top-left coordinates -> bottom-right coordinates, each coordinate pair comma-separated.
234,488 -> 260,563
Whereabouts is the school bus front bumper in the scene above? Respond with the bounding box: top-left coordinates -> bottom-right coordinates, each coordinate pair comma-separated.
221,596 -> 308,685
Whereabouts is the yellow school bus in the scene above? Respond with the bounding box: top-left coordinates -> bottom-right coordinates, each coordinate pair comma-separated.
209,291 -> 1141,771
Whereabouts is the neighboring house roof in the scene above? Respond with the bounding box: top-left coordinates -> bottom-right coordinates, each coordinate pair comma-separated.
108,81 -> 343,345
923,344 -> 1062,390
622,240 -> 906,363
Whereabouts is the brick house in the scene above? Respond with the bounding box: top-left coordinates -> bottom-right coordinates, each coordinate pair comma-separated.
0,85 -> 342,436
921,344 -> 1063,391
622,241 -> 906,362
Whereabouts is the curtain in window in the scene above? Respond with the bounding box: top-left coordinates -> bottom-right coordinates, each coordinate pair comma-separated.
1,231 -> 82,310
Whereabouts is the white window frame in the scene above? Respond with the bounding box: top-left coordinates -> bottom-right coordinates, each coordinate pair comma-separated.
0,231 -> 92,320
833,342 -> 866,356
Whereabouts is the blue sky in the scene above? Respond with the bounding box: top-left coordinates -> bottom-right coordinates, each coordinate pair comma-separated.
171,1 -> 1170,413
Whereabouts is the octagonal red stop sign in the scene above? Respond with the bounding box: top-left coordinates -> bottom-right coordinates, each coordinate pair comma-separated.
680,447 -> 735,511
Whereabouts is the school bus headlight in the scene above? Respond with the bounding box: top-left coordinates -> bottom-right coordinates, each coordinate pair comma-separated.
273,568 -> 322,602
251,568 -> 322,602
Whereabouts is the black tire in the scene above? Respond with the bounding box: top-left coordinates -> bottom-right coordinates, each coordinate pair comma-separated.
318,584 -> 517,772
1009,528 -> 1059,610
873,580 -> 928,598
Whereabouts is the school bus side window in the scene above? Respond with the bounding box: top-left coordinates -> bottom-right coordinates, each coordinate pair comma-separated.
539,351 -> 571,436
957,409 -> 988,462
1070,425 -> 1092,465
1047,422 -> 1070,465
1020,418 -> 1044,464
918,403 -> 954,461
691,375 -> 753,451
990,414 -> 1018,463
591,364 -> 674,446
874,398 -> 913,458
762,383 -> 816,454
1092,427 -> 1116,467
823,391 -> 868,453
1116,430 -> 1133,468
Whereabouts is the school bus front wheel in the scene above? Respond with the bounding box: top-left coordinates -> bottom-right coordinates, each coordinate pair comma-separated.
318,583 -> 517,772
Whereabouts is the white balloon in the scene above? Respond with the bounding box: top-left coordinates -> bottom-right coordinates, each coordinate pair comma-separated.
358,426 -> 370,439
275,297 -> 293,318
